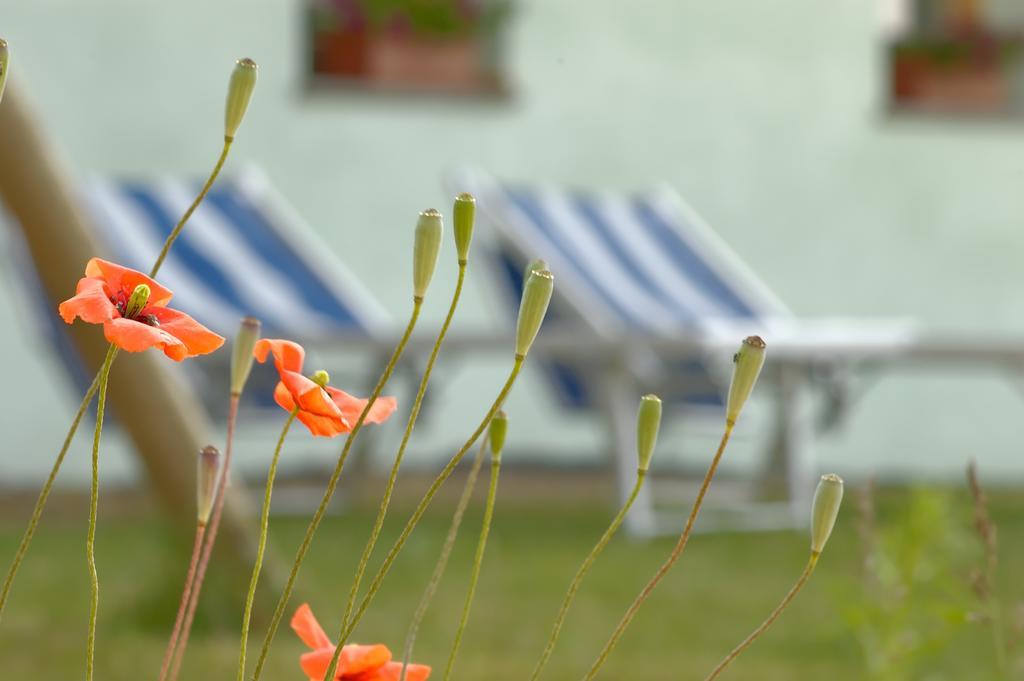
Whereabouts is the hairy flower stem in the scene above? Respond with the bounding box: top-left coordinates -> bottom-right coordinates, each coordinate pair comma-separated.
443,453 -> 501,681
323,358 -> 524,680
250,302 -> 422,681
157,522 -> 207,681
531,471 -> 647,681
0,371 -> 102,621
85,344 -> 117,681
237,410 -> 297,681
341,264 -> 466,630
400,442 -> 487,681
582,424 -> 735,681
702,553 -> 819,681
169,395 -> 240,681
149,139 -> 232,277
0,139 -> 229,627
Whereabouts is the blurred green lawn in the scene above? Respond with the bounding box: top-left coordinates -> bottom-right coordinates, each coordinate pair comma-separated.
0,476 -> 1020,680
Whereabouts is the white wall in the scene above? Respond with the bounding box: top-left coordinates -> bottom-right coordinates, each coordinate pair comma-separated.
2,0 -> 1024,486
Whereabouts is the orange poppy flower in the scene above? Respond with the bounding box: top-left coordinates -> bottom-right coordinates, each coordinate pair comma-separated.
291,604 -> 431,681
253,339 -> 397,437
58,258 -> 224,361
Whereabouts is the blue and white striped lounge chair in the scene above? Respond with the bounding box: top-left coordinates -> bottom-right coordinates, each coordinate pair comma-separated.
445,166 -> 915,536
18,167 -> 390,418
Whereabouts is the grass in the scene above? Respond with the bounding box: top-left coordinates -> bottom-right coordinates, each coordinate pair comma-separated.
0,473 -> 1020,680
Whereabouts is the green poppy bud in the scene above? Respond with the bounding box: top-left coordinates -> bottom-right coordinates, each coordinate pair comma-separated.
196,445 -> 222,526
725,336 -> 766,426
515,267 -> 554,359
489,410 -> 508,462
523,258 -> 549,281
224,57 -> 257,140
453,193 -> 476,264
636,394 -> 662,472
230,316 -> 261,396
311,369 -> 330,388
125,284 -> 151,319
0,39 -> 9,104
810,473 -> 844,555
413,209 -> 443,301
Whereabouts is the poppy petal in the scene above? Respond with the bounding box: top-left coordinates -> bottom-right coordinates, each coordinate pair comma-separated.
84,258 -> 173,306
299,644 -> 392,680
103,318 -> 189,361
254,338 -> 306,374
281,372 -> 347,418
353,662 -> 431,681
59,278 -> 117,325
148,307 -> 224,357
291,603 -> 332,649
324,387 -> 397,427
274,382 -> 349,438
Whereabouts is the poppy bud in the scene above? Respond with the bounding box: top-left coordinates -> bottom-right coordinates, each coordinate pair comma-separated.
224,57 -> 257,140
0,39 -> 9,104
125,284 -> 151,319
523,258 -> 549,281
311,369 -> 330,388
230,316 -> 261,396
453,193 -> 476,264
515,267 -> 554,359
197,445 -> 222,526
636,394 -> 662,472
725,336 -> 766,426
488,410 -> 508,462
810,473 -> 844,555
413,209 -> 443,301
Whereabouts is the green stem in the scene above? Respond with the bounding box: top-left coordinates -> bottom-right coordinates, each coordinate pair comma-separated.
702,553 -> 818,681
157,522 -> 207,681
530,471 -> 647,681
341,264 -> 466,630
0,370 -> 103,622
324,357 -> 524,680
443,453 -> 502,681
169,394 -> 240,681
236,409 -> 297,681
149,139 -> 232,278
250,302 -> 422,681
582,424 -> 734,681
400,441 -> 488,681
85,344 -> 117,681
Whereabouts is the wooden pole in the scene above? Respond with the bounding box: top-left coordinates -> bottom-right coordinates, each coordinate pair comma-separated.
0,80 -> 260,584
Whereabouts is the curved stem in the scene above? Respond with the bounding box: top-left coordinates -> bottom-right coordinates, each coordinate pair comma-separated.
85,344 -> 117,681
169,394 -> 240,681
582,424 -> 734,681
702,553 -> 819,681
250,302 -> 422,681
400,441 -> 488,681
325,358 -> 523,678
237,410 -> 297,681
443,455 -> 501,681
341,265 -> 466,630
531,471 -> 647,681
157,523 -> 207,681
0,370 -> 103,622
149,139 -> 232,278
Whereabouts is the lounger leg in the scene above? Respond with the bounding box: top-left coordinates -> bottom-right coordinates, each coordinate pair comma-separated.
600,369 -> 656,537
763,363 -> 815,524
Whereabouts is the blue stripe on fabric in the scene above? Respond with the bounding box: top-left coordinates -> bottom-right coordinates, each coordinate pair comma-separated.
505,189 -> 649,328
631,198 -> 756,318
119,185 -> 252,319
571,193 -> 694,325
203,187 -> 361,328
